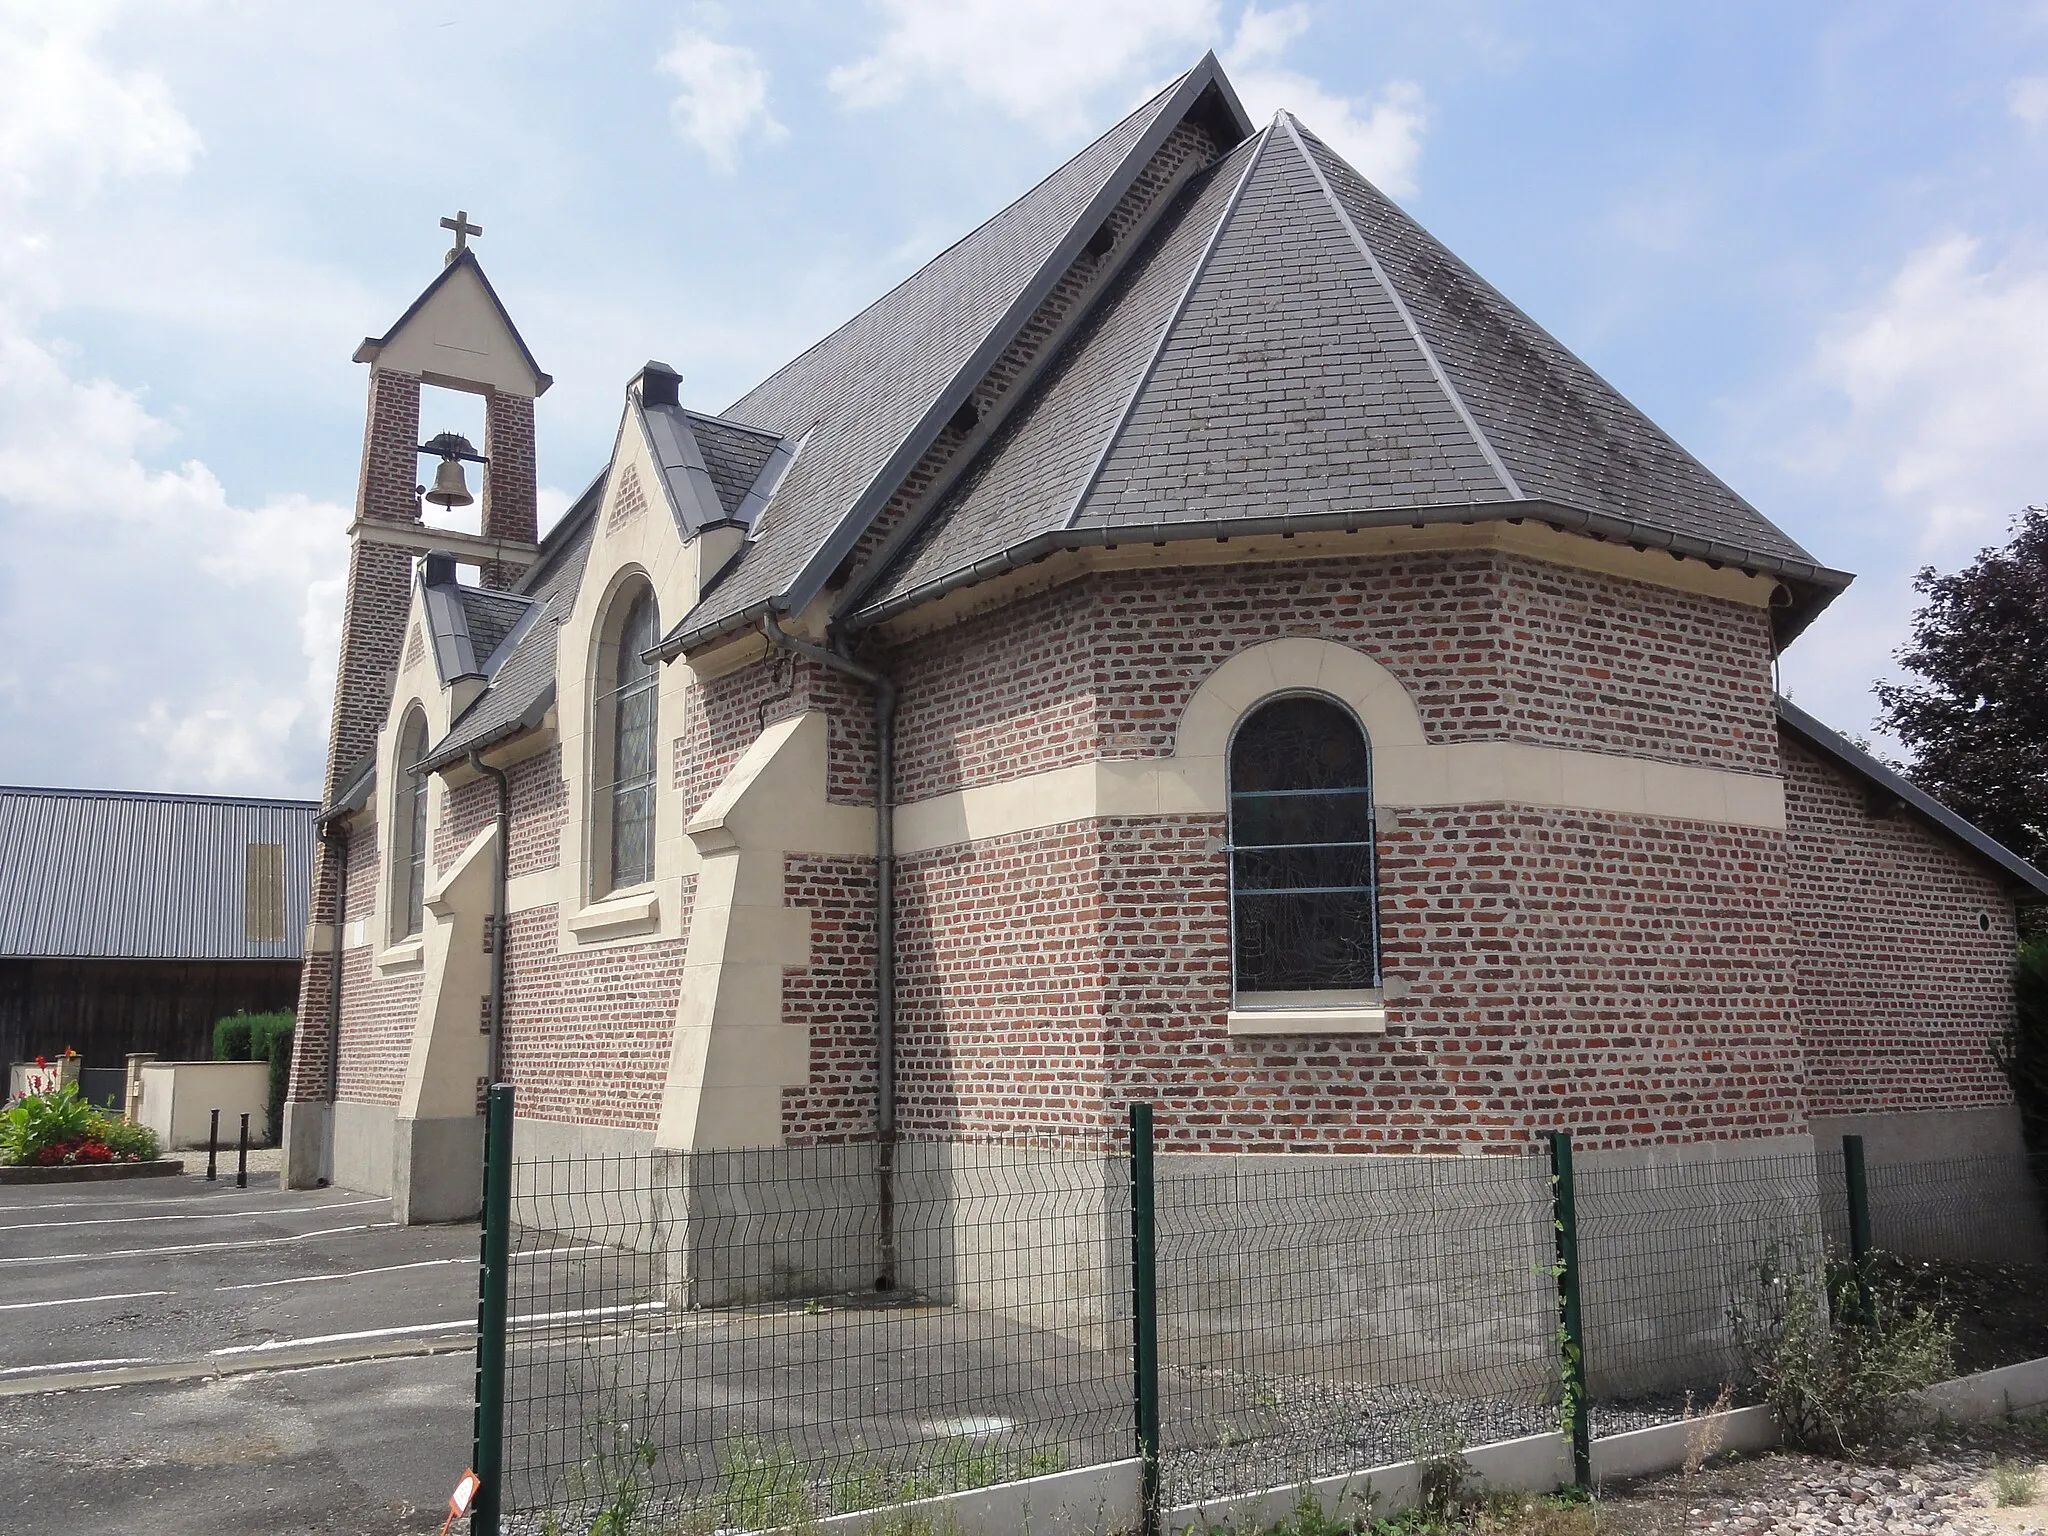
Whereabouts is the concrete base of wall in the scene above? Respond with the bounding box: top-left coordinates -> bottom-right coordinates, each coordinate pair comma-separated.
1575,1134 -> 1822,1398
331,1099 -> 396,1198
1810,1106 -> 2046,1265
278,1100 -> 332,1190
393,1114 -> 484,1223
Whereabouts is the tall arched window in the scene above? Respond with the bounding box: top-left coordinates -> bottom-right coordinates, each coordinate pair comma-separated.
395,708 -> 430,941
1228,694 -> 1380,999
598,585 -> 659,894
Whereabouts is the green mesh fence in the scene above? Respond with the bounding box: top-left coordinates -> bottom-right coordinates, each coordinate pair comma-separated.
489,1130 -> 2048,1533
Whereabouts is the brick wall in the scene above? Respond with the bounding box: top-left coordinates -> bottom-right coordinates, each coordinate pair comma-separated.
887,555 -> 1780,801
498,899 -> 691,1129
436,748 -> 568,878
1781,734 -> 2017,1117
783,856 -> 882,1143
481,390 -> 537,590
883,806 -> 1803,1154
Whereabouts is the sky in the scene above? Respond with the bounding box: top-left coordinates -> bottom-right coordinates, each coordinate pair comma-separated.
1,0 -> 2045,798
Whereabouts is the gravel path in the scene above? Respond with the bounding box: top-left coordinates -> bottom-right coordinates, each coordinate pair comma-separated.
1603,1435 -> 2048,1536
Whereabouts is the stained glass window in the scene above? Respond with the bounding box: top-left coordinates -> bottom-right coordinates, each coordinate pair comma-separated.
1228,694 -> 1379,995
606,588 -> 659,892
398,709 -> 429,940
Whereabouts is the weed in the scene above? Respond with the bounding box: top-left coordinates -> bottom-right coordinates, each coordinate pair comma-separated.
1992,1457 -> 2041,1507
715,1436 -> 816,1531
563,1382 -> 660,1536
1681,1384 -> 1735,1481
1730,1249 -> 1954,1457
1404,1407 -> 1470,1518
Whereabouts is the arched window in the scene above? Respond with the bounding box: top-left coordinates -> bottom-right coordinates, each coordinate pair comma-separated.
395,708 -> 430,941
597,585 -> 659,894
1228,694 -> 1379,998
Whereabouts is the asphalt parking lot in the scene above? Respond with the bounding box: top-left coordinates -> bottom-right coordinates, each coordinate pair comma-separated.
0,1169 -> 480,1534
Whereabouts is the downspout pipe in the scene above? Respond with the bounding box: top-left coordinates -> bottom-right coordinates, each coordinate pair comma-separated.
757,614 -> 899,1291
470,751 -> 511,1087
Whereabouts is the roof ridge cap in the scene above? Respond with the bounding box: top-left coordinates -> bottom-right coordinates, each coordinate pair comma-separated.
1279,113 -> 1523,502
1059,125 -> 1274,532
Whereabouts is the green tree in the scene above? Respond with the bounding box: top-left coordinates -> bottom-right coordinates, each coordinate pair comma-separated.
1875,507 -> 2048,877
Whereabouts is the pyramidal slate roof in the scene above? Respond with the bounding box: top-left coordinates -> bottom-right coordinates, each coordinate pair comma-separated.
845,113 -> 1848,635
663,57 -> 1254,652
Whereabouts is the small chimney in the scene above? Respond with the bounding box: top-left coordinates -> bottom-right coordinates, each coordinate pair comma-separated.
423,552 -> 459,588
637,360 -> 683,410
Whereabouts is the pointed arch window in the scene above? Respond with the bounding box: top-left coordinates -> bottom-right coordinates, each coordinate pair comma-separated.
395,708 -> 430,941
598,585 -> 659,894
1227,694 -> 1380,1000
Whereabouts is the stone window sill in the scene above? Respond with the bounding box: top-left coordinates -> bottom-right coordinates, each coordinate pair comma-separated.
568,888 -> 660,943
1226,986 -> 1399,1037
375,937 -> 424,975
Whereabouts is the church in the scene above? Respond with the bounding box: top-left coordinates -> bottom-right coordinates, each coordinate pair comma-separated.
280,54 -> 2046,1224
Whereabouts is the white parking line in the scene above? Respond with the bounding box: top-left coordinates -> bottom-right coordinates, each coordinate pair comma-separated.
216,1257 -> 476,1291
212,1320 -> 475,1356
205,1300 -> 666,1358
0,1198 -> 384,1232
0,1357 -> 154,1378
0,1222 -> 392,1265
0,1290 -> 171,1312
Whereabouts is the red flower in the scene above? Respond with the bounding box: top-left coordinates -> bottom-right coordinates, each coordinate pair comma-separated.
34,1056 -> 45,1069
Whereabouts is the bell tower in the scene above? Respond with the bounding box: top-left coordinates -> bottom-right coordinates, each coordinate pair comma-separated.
282,214 -> 550,1187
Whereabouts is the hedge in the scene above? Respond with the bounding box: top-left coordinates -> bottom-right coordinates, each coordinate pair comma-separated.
210,1009 -> 295,1147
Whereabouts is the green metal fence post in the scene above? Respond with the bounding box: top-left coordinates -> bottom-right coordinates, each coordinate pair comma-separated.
1129,1102 -> 1161,1536
1549,1130 -> 1590,1490
471,1084 -> 514,1535
1843,1133 -> 1873,1324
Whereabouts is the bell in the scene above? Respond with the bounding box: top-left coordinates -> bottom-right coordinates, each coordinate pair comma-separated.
425,457 -> 474,509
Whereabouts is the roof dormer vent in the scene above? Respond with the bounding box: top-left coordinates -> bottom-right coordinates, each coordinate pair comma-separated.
637,360 -> 683,410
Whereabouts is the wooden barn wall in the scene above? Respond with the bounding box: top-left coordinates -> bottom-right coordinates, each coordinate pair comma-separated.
0,957 -> 304,1070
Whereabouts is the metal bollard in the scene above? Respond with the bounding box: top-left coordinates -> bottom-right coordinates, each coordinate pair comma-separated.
207,1108 -> 219,1182
237,1113 -> 250,1189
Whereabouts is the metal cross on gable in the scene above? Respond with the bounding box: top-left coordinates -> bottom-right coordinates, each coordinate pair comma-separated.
440,209 -> 482,263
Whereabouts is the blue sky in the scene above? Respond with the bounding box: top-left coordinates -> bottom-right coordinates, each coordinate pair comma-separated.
1,0 -> 2044,796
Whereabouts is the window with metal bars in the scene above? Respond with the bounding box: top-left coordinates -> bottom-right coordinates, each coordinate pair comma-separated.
603,587 -> 659,893
397,708 -> 429,940
1227,693 -> 1380,999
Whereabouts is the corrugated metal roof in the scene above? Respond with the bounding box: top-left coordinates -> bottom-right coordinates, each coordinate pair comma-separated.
0,787 -> 318,960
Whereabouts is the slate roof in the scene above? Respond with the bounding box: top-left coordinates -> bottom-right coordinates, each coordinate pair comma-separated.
846,113 -> 1849,635
662,56 -> 1253,652
688,412 -> 785,518
414,477 -> 602,774
1776,697 -> 2048,901
0,787 -> 317,960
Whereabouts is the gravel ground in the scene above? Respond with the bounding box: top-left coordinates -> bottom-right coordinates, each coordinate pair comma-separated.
1160,1365 -> 1680,1507
1597,1420 -> 2048,1535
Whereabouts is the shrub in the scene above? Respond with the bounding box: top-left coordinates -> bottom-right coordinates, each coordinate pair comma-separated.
2000,942 -> 2048,1185
97,1115 -> 160,1161
212,1013 -> 254,1061
262,1024 -> 292,1147
1732,1252 -> 1955,1456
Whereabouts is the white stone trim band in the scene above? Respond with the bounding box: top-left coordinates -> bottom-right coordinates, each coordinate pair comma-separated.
898,636 -> 1784,853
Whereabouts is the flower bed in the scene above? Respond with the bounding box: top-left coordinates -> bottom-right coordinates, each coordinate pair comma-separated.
1,1067 -> 161,1168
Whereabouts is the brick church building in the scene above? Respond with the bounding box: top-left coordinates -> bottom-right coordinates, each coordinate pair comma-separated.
282,55 -> 2046,1220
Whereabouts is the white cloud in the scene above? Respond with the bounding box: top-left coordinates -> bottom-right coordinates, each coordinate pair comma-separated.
658,30 -> 786,171
0,5 -> 342,795
828,0 -> 1218,136
1809,233 -> 2048,551
0,311 -> 346,792
1224,5 -> 1427,196
2012,75 -> 2048,131
0,3 -> 200,203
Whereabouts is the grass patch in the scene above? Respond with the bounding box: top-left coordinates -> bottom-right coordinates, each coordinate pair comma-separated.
1992,1457 -> 2041,1508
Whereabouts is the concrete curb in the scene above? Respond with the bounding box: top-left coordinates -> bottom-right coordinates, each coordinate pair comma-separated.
814,1457 -> 1142,1536
0,1159 -> 186,1185
0,1329 -> 476,1397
